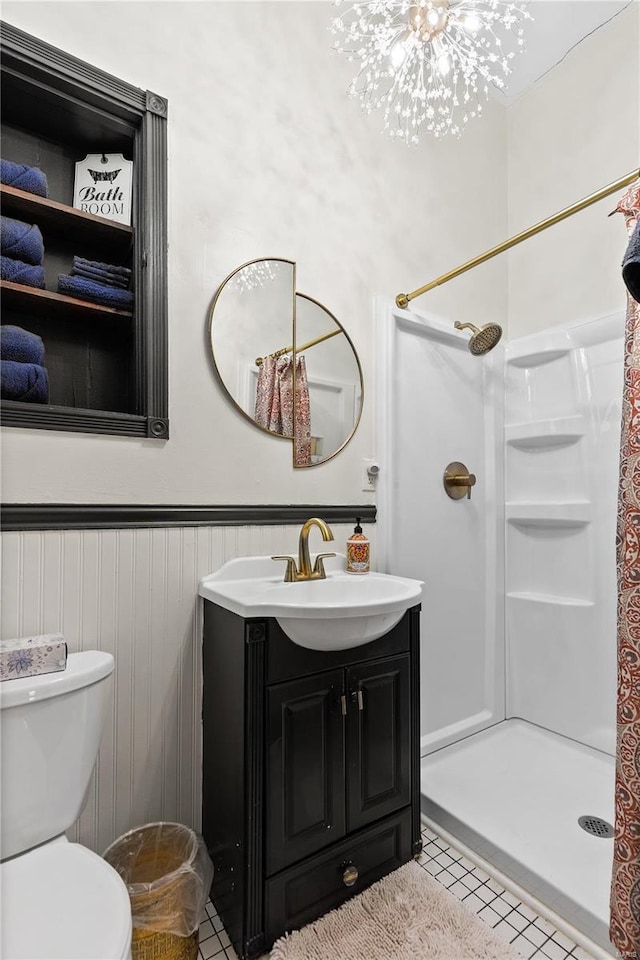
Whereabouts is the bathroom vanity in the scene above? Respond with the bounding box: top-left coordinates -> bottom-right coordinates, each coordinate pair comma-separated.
201,593 -> 422,958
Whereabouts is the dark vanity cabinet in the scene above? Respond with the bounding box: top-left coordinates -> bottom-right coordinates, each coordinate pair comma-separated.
202,601 -> 422,958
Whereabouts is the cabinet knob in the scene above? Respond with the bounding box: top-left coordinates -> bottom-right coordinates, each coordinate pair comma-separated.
341,861 -> 359,887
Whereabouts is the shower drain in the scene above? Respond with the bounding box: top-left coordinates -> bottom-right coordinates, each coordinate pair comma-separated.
578,816 -> 614,838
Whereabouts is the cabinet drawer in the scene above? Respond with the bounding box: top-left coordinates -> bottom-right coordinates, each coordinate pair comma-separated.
265,807 -> 412,947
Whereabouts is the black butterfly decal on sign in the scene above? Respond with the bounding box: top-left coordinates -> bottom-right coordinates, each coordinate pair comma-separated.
88,168 -> 121,183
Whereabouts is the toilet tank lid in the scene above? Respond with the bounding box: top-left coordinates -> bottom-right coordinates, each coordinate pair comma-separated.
0,651 -> 114,709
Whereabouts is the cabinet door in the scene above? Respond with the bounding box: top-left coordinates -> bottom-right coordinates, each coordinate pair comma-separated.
266,669 -> 346,875
346,656 -> 411,832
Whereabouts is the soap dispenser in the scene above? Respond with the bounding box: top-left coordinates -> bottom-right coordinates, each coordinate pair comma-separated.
346,518 -> 370,575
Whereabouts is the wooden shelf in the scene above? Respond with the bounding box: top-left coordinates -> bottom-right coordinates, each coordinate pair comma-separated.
1,279 -> 133,322
0,184 -> 133,246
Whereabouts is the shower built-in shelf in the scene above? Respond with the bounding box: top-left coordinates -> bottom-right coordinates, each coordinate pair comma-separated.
506,591 -> 594,607
506,346 -> 571,368
505,416 -> 585,449
506,502 -> 591,528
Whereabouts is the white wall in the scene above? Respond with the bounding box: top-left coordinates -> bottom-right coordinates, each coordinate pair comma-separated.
0,0 -> 507,504
507,2 -> 640,338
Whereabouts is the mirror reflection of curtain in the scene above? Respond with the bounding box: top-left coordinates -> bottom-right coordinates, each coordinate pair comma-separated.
254,355 -> 311,465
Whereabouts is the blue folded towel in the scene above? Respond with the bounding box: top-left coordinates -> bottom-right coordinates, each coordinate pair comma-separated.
73,256 -> 131,280
71,264 -> 130,289
0,325 -> 45,365
1,255 -> 45,289
1,360 -> 49,403
0,216 -> 44,266
623,219 -> 640,304
57,274 -> 134,309
0,159 -> 48,198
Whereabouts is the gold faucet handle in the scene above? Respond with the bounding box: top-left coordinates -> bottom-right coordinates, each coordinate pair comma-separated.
313,553 -> 336,578
443,462 -> 477,500
271,556 -> 298,582
466,473 -> 476,499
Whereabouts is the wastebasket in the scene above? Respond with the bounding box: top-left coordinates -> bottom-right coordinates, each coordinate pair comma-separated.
103,822 -> 213,960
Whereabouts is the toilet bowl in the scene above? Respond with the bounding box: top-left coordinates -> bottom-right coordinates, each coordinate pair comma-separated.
0,651 -> 132,960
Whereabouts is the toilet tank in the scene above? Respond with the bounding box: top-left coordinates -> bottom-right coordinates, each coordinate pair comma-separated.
0,651 -> 114,860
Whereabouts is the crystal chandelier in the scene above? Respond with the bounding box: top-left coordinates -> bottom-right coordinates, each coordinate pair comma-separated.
330,0 -> 531,143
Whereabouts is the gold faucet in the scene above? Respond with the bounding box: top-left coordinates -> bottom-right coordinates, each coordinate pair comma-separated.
272,517 -> 336,582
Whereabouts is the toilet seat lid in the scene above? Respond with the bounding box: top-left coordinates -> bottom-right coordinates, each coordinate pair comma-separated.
1,841 -> 132,959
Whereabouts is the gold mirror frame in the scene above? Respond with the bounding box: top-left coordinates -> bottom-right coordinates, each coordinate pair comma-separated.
208,258 -> 363,467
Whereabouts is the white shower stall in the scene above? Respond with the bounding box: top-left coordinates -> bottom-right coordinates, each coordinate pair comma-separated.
376,300 -> 624,950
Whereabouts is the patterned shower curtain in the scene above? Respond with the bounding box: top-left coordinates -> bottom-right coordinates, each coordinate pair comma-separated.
254,354 -> 311,466
611,180 -> 640,960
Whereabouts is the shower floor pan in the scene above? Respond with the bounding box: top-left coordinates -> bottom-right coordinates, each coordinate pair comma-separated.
420,719 -> 615,951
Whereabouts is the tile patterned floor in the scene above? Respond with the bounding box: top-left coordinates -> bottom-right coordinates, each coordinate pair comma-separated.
198,823 -> 601,960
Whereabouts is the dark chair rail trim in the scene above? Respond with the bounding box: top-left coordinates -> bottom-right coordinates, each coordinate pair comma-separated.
1,504 -> 377,531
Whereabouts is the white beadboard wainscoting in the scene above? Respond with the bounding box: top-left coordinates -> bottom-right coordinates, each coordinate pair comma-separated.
0,522 -> 367,855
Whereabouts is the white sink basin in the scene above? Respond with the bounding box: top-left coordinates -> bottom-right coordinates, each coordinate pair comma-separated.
199,555 -> 423,651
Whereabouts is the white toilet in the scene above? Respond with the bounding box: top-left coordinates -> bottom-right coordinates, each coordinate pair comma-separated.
0,651 -> 133,960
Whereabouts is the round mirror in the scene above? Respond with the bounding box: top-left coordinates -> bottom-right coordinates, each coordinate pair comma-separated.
209,258 -> 363,467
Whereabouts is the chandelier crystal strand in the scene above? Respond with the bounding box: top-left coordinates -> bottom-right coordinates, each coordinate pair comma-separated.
231,260 -> 281,294
330,0 -> 531,142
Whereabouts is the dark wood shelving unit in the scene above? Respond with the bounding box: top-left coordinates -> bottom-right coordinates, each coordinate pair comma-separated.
1,280 -> 134,322
0,22 -> 168,439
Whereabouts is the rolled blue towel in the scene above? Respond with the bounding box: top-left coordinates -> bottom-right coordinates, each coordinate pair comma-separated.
0,255 -> 45,289
623,219 -> 640,304
0,216 -> 44,266
57,274 -> 134,309
0,159 -> 48,198
0,325 -> 45,365
73,256 -> 131,280
71,264 -> 130,289
1,360 -> 49,403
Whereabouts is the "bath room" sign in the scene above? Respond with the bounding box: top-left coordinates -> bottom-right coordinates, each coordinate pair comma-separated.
73,153 -> 133,225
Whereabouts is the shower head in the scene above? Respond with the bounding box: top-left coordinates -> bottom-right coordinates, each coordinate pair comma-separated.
454,321 -> 503,356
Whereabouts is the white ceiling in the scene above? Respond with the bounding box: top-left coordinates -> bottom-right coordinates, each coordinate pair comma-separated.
499,0 -> 632,102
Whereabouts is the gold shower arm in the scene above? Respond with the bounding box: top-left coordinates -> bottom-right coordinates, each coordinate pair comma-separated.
396,168 -> 640,309
256,328 -> 342,366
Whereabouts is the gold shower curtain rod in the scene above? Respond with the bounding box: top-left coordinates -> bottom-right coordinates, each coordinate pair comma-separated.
396,168 -> 640,309
256,328 -> 341,367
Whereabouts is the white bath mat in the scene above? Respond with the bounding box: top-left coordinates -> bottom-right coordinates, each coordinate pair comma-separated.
270,860 -> 519,960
